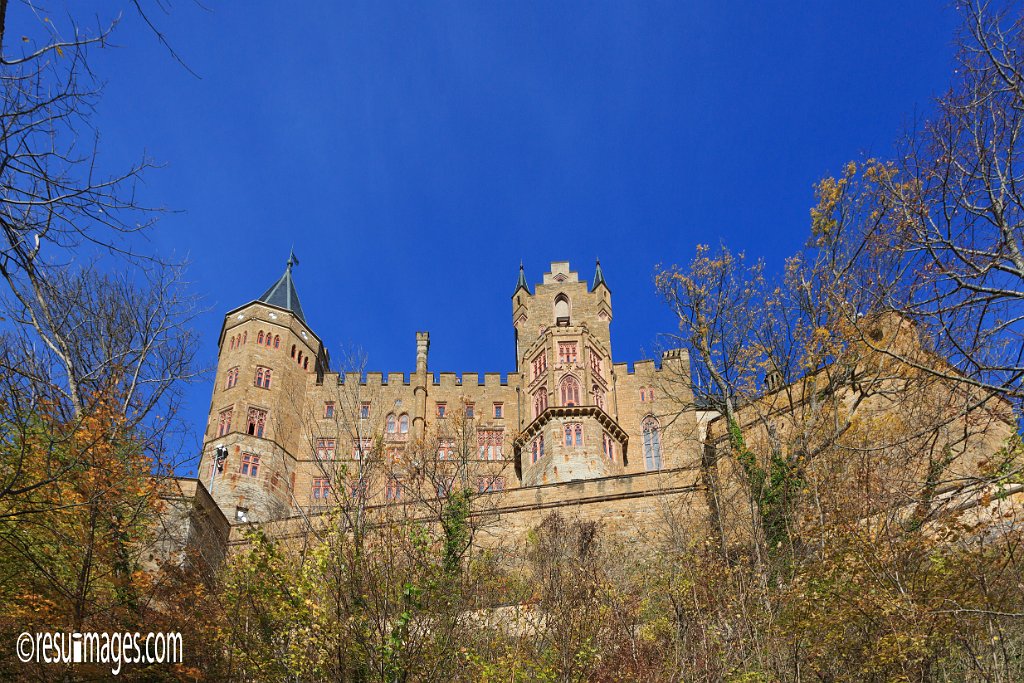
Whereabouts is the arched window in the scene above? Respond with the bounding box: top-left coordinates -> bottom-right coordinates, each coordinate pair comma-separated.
229,337 -> 235,351
291,345 -> 296,359
264,369 -> 272,389
559,376 -> 580,406
533,387 -> 547,418
593,385 -> 605,409
386,414 -> 397,434
257,331 -> 264,345
273,335 -> 280,349
303,358 -> 309,370
563,422 -> 583,447
553,294 -> 570,324
265,331 -> 272,346
242,331 -> 247,345
642,416 -> 662,471
255,368 -> 264,387
399,414 -> 409,434
640,388 -> 646,402
297,351 -> 303,364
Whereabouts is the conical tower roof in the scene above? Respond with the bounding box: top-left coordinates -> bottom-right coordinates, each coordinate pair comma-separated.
258,250 -> 306,323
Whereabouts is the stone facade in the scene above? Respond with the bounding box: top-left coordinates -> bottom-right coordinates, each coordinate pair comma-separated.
198,260 -> 705,526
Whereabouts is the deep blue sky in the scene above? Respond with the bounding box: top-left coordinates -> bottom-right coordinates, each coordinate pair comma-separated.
55,2 -> 962,471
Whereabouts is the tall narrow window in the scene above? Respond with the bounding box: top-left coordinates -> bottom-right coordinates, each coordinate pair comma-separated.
493,403 -> 503,419
242,331 -> 247,345
590,349 -> 604,379
533,387 -> 548,418
465,403 -> 474,419
255,366 -> 272,389
257,331 -> 264,345
592,385 -> 605,410
217,408 -> 233,437
303,358 -> 309,370
324,401 -> 335,419
531,434 -> 545,464
560,376 -> 581,406
385,478 -> 403,502
315,438 -> 336,460
265,331 -> 272,347
386,414 -> 397,434
247,408 -> 267,438
360,402 -> 370,419
554,294 -> 570,324
642,416 -> 662,471
399,414 -> 409,434
532,352 -> 548,380
273,335 -> 280,349
602,432 -> 615,461
229,337 -> 235,351
291,345 -> 296,359
240,452 -> 260,477
564,422 -> 583,447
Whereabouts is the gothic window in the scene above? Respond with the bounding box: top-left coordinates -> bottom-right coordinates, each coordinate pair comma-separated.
477,476 -> 505,493
240,452 -> 260,477
493,403 -> 503,419
353,437 -> 371,460
247,408 -> 267,438
532,352 -> 547,380
291,345 -> 296,359
642,416 -> 662,471
563,422 -> 583,447
399,414 -> 409,434
533,387 -> 547,418
593,385 -> 605,410
350,479 -> 368,499
437,478 -> 455,498
554,294 -> 570,325
303,358 -> 309,370
273,335 -> 280,349
229,337 -> 235,351
225,366 -> 238,390
531,434 -> 545,463
255,366 -> 272,389
602,432 -> 615,461
640,388 -> 646,402
385,477 -> 403,502
648,388 -> 654,401
242,331 -> 247,345
324,401 -> 335,419
477,429 -> 503,460
311,478 -> 331,501
265,331 -> 272,346
315,438 -> 336,460
297,351 -> 303,365
386,414 -> 397,433
590,349 -> 604,379
437,438 -> 455,460
560,376 -> 581,406
558,342 -> 578,365
257,331 -> 264,345
217,408 -> 233,437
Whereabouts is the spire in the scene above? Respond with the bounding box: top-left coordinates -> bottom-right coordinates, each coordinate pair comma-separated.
258,252 -> 306,322
513,261 -> 531,296
591,258 -> 609,292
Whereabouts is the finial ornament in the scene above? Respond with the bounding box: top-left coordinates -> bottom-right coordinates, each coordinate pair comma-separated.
287,248 -> 299,271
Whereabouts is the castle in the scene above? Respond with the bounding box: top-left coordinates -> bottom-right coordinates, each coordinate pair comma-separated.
197,257 -> 709,534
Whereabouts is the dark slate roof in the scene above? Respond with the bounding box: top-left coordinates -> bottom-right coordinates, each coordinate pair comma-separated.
592,258 -> 609,292
513,262 -> 531,296
259,256 -> 306,323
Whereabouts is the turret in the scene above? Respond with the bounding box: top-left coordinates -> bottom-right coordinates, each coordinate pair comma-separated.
199,253 -> 326,523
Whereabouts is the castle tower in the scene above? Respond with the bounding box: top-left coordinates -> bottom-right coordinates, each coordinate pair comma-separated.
199,253 -> 328,523
512,261 -> 627,486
